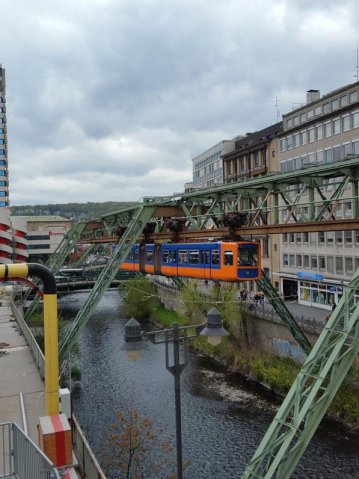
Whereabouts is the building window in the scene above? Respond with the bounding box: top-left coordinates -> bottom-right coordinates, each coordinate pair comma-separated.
319,256 -> 326,269
327,256 -> 334,273
286,135 -> 293,150
282,233 -> 288,243
311,256 -> 318,269
345,257 -> 353,273
317,150 -> 324,164
304,255 -> 309,268
296,255 -> 302,267
352,111 -> 359,129
319,232 -> 325,243
342,114 -> 350,132
324,122 -> 331,138
333,145 -> 341,162
324,148 -> 333,163
307,109 -> 314,119
350,91 -> 358,103
340,95 -> 348,107
280,139 -> 286,152
352,140 -> 359,154
300,130 -> 307,145
332,118 -> 340,135
342,143 -> 351,158
300,113 -> 306,123
336,256 -> 343,273
303,232 -> 309,243
283,254 -> 289,266
308,128 -> 315,143
287,118 -> 293,129
314,106 -> 322,116
315,124 -> 323,140
294,116 -> 299,126
293,133 -> 300,147
331,99 -> 339,111
0,129 -> 4,134
344,231 -> 353,244
289,254 -> 295,267
0,171 -> 5,176
335,231 -> 343,244
0,149 -> 5,155
323,102 -> 330,114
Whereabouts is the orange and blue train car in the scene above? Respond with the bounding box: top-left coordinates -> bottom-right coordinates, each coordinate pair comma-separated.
120,241 -> 261,282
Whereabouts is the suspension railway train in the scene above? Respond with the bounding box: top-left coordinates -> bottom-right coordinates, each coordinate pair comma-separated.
120,241 -> 261,281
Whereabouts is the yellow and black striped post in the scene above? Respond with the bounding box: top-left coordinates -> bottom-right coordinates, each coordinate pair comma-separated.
0,263 -> 59,415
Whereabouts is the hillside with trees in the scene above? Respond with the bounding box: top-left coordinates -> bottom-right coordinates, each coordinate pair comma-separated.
10,201 -> 138,220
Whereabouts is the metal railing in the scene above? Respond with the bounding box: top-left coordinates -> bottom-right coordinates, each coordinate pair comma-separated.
0,422 -> 60,479
72,416 -> 106,479
10,290 -> 45,379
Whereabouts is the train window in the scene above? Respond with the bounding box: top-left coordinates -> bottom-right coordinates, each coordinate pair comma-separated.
189,250 -> 199,264
212,249 -> 219,265
204,250 -> 210,265
163,250 -> 170,263
238,245 -> 258,266
179,250 -> 188,263
146,250 -> 153,262
224,251 -> 233,266
171,250 -> 177,263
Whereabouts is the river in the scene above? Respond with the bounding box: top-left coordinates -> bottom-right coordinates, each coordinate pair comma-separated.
58,290 -> 359,478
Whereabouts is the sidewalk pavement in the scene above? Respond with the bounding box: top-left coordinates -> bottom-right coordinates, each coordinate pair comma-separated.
283,300 -> 330,323
0,289 -> 45,443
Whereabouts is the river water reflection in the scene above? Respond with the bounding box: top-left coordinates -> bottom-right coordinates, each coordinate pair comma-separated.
59,290 -> 359,478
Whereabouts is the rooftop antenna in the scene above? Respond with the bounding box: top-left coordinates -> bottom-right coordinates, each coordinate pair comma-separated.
275,96 -> 281,122
354,43 -> 359,81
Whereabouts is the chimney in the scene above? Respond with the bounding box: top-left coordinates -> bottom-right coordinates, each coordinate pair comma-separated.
306,89 -> 320,104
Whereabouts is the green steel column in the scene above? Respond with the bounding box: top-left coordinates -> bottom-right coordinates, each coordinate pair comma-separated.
308,185 -> 315,221
243,268 -> 359,478
59,205 -> 156,363
352,179 -> 359,218
257,272 -> 311,355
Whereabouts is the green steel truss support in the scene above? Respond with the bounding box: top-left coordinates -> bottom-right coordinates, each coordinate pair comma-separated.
58,205 -> 157,363
256,272 -> 312,356
24,221 -> 87,319
243,268 -> 359,479
77,157 -> 359,245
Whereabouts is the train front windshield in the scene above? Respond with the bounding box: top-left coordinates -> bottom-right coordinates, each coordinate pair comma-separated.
238,244 -> 259,266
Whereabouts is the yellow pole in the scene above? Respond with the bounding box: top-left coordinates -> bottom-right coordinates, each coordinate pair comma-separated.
0,263 -> 60,415
43,293 -> 59,415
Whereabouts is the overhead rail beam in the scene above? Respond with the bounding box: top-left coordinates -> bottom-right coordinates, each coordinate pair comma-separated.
75,156 -> 359,244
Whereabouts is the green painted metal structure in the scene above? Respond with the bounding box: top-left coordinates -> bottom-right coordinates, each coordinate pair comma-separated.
243,269 -> 359,478
58,204 -> 156,362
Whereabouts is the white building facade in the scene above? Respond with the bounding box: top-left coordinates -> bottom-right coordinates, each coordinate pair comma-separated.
277,83 -> 359,309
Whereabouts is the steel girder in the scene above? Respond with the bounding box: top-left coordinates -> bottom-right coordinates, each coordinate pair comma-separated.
58,205 -> 157,363
243,268 -> 359,479
256,272 -> 312,355
76,157 -> 359,244
24,221 -> 87,320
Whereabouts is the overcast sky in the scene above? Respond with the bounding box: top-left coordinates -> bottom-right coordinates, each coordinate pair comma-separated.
1,0 -> 359,205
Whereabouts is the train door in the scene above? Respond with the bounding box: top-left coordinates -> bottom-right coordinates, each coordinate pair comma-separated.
139,244 -> 146,273
202,247 -> 211,280
154,244 -> 162,275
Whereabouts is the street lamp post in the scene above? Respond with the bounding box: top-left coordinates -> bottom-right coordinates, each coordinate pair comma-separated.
123,307 -> 229,479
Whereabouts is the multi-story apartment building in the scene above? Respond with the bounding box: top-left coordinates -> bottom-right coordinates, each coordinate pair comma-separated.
0,65 -> 26,263
192,139 -> 242,189
0,65 -> 9,208
277,83 -> 359,309
222,123 -> 283,290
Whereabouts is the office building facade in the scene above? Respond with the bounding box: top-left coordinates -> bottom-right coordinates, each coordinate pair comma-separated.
277,83 -> 359,309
